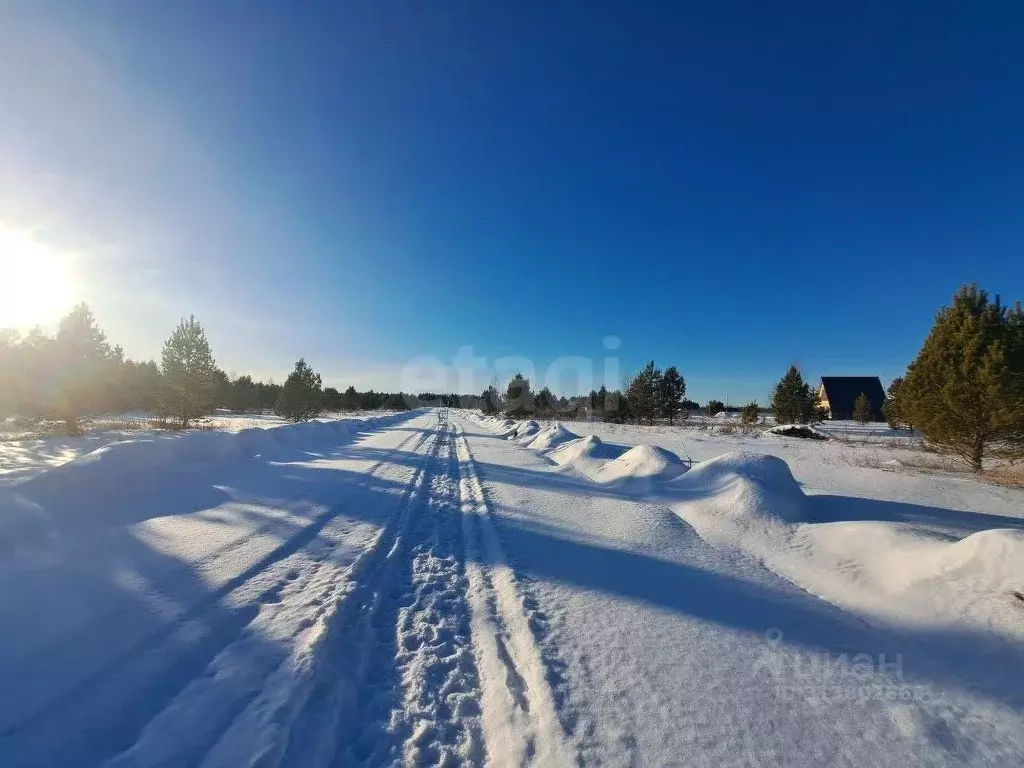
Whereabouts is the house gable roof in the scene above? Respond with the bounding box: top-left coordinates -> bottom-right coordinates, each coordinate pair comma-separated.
819,376 -> 885,414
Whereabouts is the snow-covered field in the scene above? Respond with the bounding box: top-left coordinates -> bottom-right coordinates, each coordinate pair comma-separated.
0,408 -> 1022,766
0,411 -> 400,484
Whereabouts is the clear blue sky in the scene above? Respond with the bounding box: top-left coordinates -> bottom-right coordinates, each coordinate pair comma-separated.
1,1 -> 1022,403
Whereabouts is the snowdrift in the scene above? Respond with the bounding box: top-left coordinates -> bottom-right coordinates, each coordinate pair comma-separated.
595,444 -> 688,484
480,417 -> 690,486
670,451 -> 807,525
522,423 -> 578,451
548,434 -> 608,466
670,450 -> 1024,638
0,413 -> 407,550
510,420 -> 541,441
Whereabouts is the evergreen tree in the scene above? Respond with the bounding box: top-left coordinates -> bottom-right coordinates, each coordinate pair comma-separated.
771,365 -> 815,424
706,399 -> 726,417
0,329 -> 19,418
211,368 -> 232,409
658,366 -> 686,425
481,385 -> 500,415
54,303 -> 112,434
534,386 -> 555,415
505,373 -> 534,417
160,315 -> 218,429
340,385 -> 360,410
853,392 -> 872,424
882,376 -> 912,432
626,361 -> 661,425
275,358 -> 324,422
902,284 -> 1024,471
603,389 -> 631,423
323,386 -> 344,411
741,401 -> 760,424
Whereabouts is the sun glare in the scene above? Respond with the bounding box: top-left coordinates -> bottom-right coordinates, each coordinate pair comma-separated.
0,225 -> 75,329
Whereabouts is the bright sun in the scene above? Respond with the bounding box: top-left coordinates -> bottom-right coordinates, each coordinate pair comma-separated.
0,225 -> 75,329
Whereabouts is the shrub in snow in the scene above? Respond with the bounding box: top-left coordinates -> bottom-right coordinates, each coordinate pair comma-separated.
741,401 -> 759,424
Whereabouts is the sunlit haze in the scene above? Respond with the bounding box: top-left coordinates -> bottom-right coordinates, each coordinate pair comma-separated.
0,225 -> 75,328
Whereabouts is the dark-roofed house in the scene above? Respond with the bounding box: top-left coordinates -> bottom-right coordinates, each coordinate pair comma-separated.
817,376 -> 886,421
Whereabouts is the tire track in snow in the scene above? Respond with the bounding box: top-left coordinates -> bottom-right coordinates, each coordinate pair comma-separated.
274,416 -> 486,767
384,420 -> 483,765
198,420 -> 444,768
33,421 -> 434,768
265,417 -> 455,768
454,422 -> 575,767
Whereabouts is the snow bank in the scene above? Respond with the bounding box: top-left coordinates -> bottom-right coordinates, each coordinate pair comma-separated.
522,423 -> 578,451
0,414 -> 398,550
669,450 -> 1024,639
671,451 -> 807,525
548,434 -> 607,466
595,444 -> 688,484
478,417 -> 690,487
510,420 -> 540,441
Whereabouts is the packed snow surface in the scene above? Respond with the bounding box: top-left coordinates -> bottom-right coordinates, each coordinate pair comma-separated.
0,409 -> 1022,766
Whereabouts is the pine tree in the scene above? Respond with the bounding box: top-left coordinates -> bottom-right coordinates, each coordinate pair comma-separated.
505,373 -> 534,417
161,315 -> 218,429
534,386 -> 555,415
882,377 -> 912,432
626,361 -> 661,425
742,401 -> 760,424
481,385 -> 500,415
771,365 -> 815,424
706,400 -> 725,417
902,284 -> 1024,471
658,366 -> 686,425
275,358 -> 323,422
340,385 -> 360,410
603,389 -> 630,423
54,303 -> 112,434
323,387 -> 343,411
853,392 -> 872,424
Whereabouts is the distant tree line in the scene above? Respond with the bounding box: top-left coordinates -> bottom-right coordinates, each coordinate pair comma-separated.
483,362 -> 692,426
0,304 -> 435,433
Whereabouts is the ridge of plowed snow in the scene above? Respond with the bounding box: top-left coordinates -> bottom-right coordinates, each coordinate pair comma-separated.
594,444 -> 688,484
547,434 -> 606,466
670,451 -> 806,524
511,420 -> 540,441
523,423 -> 578,451
0,414 -> 408,552
670,450 -> 1024,640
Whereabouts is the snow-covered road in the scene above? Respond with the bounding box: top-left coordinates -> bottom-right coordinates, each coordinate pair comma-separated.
1,410 -> 1022,766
